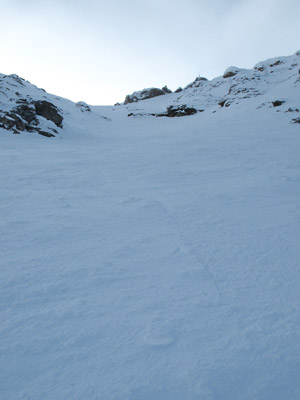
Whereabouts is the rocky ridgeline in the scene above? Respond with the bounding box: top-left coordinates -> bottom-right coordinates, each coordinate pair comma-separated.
1,51 -> 300,137
124,51 -> 300,121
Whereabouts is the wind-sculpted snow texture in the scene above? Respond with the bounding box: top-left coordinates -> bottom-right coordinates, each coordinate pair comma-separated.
1,52 -> 300,400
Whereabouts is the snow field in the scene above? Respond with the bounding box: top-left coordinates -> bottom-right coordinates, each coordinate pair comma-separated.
1,106 -> 300,399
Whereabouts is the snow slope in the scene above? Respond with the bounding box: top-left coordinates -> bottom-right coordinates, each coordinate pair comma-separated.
1,52 -> 300,399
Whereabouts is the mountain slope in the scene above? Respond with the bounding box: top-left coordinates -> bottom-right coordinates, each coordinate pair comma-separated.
1,52 -> 300,400
116,50 -> 300,121
1,50 -> 300,138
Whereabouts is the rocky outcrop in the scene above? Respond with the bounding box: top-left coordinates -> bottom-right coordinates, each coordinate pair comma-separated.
184,77 -> 207,90
223,67 -> 243,79
174,87 -> 183,93
158,105 -> 199,117
124,87 -> 171,104
162,86 -> 172,94
0,73 -> 65,137
128,105 -> 203,118
34,100 -> 63,127
0,98 -> 63,137
0,113 -> 26,133
272,100 -> 285,107
13,104 -> 37,123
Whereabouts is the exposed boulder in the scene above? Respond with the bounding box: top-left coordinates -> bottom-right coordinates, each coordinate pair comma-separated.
272,100 -> 285,107
34,100 -> 63,127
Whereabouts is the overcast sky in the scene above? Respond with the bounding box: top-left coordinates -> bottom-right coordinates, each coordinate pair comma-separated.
1,0 -> 300,105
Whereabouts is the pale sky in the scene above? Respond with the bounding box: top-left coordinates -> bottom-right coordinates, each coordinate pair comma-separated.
1,0 -> 300,105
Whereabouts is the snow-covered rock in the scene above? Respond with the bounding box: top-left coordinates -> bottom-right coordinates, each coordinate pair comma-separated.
76,101 -> 91,112
122,50 -> 300,120
223,66 -> 245,78
0,74 -> 64,136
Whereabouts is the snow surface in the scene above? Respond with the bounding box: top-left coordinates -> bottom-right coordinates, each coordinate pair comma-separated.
1,52 -> 300,399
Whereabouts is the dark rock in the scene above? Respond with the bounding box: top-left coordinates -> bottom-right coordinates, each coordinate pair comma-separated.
37,130 -> 55,137
223,71 -> 237,78
13,104 -> 37,123
272,100 -> 285,107
124,95 -> 133,104
0,114 -> 16,130
270,60 -> 282,67
174,87 -> 183,93
0,112 -> 26,131
34,100 -> 63,127
286,108 -> 299,113
145,88 -> 165,98
16,98 -> 29,104
162,85 -> 172,94
219,100 -> 226,107
11,114 -> 26,131
1,98 -> 62,137
292,118 -> 300,124
155,105 -> 200,117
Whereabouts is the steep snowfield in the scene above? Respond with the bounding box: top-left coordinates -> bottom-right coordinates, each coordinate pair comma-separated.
1,53 -> 300,399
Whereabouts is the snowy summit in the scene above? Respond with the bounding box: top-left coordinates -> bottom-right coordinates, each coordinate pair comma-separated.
1,51 -> 300,400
